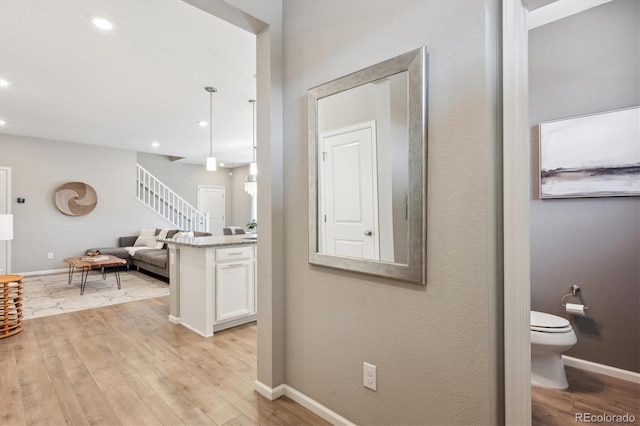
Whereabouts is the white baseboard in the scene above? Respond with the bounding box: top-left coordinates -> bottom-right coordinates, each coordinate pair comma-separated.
18,268 -> 68,276
168,315 -> 181,324
563,355 -> 640,384
284,385 -> 356,426
254,380 -> 285,400
179,322 -> 213,338
213,314 -> 257,332
254,381 -> 355,426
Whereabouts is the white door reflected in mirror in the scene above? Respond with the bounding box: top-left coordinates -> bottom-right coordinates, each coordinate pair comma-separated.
316,72 -> 408,264
319,122 -> 379,260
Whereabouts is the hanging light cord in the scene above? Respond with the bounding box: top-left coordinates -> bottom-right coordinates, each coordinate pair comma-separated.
205,87 -> 217,157
209,89 -> 214,157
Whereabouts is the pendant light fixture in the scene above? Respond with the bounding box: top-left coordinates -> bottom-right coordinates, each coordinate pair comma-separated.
205,87 -> 217,171
244,99 -> 257,196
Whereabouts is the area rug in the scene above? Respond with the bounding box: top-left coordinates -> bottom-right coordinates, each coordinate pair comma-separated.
21,270 -> 169,320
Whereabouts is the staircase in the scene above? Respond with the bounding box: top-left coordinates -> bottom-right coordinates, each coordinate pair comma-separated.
136,164 -> 209,232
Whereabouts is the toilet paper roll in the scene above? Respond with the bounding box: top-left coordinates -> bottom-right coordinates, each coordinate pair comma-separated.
566,303 -> 586,316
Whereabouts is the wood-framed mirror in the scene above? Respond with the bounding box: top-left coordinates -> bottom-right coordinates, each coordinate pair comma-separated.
308,47 -> 427,285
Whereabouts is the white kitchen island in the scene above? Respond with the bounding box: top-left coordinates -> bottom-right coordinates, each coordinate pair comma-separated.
160,234 -> 257,337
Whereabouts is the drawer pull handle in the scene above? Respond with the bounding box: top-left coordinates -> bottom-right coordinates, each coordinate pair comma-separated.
224,263 -> 245,268
227,252 -> 243,256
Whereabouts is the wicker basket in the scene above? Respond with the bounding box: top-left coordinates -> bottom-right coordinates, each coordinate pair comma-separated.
0,275 -> 23,338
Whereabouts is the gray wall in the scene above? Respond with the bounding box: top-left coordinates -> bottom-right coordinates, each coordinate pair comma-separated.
0,134 -> 170,273
229,165 -> 253,227
1,137 -> 247,273
137,153 -> 253,228
529,0 -> 640,372
282,1 -> 502,424
136,152 -> 233,223
136,152 -> 229,207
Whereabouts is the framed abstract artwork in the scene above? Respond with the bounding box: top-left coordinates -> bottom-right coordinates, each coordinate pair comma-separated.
539,107 -> 640,199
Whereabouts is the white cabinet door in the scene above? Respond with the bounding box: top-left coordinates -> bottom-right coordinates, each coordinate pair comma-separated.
215,260 -> 254,323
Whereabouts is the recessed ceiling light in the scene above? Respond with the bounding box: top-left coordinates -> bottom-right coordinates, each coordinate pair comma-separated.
219,163 -> 225,167
91,16 -> 114,30
0,119 -> 6,126
0,79 -> 9,87
198,121 -> 208,127
151,141 -> 159,148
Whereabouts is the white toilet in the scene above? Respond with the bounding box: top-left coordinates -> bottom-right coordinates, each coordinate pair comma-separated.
530,311 -> 577,390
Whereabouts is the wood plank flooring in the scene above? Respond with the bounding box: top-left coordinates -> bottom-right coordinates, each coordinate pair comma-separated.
0,296 -> 330,426
6,294 -> 637,426
532,366 -> 640,425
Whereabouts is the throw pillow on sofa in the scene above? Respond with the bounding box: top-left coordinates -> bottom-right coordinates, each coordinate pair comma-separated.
134,228 -> 157,247
155,228 -> 169,248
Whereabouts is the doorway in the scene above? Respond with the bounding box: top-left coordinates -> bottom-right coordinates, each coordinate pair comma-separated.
503,0 -> 532,424
0,167 -> 11,274
182,0 -> 283,396
198,185 -> 225,236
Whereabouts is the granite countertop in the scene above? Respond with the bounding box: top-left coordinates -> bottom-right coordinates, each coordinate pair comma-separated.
158,234 -> 257,248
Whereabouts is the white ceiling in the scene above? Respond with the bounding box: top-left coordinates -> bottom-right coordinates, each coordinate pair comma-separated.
0,0 -> 256,167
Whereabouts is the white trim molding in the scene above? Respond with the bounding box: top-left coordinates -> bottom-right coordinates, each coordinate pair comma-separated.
528,0 -> 612,30
503,0 -> 532,425
18,268 -> 68,276
564,356 -> 640,384
254,380 -> 285,400
254,381 -> 355,426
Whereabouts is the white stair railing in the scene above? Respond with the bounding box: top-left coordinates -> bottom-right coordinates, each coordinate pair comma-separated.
136,164 -> 209,232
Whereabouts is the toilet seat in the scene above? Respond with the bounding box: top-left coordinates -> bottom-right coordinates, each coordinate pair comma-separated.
530,311 -> 572,333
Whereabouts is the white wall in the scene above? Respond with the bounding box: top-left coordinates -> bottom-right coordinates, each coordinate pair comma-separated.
0,134 -> 171,273
282,0 -> 502,424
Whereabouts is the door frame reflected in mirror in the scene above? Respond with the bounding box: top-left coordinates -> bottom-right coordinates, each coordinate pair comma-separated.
308,46 -> 428,285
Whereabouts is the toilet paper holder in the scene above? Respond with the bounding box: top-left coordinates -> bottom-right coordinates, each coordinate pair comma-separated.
560,285 -> 590,311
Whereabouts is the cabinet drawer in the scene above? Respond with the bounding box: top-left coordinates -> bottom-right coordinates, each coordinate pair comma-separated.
216,246 -> 252,262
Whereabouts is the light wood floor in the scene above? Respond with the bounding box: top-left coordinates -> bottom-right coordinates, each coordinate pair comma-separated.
532,366 -> 640,425
0,296 -> 330,426
6,296 -> 637,426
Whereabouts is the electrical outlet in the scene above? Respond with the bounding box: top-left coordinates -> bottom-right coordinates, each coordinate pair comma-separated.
363,362 -> 377,391
47,252 -> 53,260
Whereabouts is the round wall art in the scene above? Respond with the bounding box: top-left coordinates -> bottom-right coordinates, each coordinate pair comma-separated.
54,182 -> 98,216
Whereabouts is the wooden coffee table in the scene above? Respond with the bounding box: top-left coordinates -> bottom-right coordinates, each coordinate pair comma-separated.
63,255 -> 128,295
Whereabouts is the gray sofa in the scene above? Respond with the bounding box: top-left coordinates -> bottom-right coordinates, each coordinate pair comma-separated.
87,229 -> 211,279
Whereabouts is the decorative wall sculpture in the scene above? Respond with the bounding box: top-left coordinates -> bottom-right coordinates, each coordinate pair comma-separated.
55,182 -> 98,216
